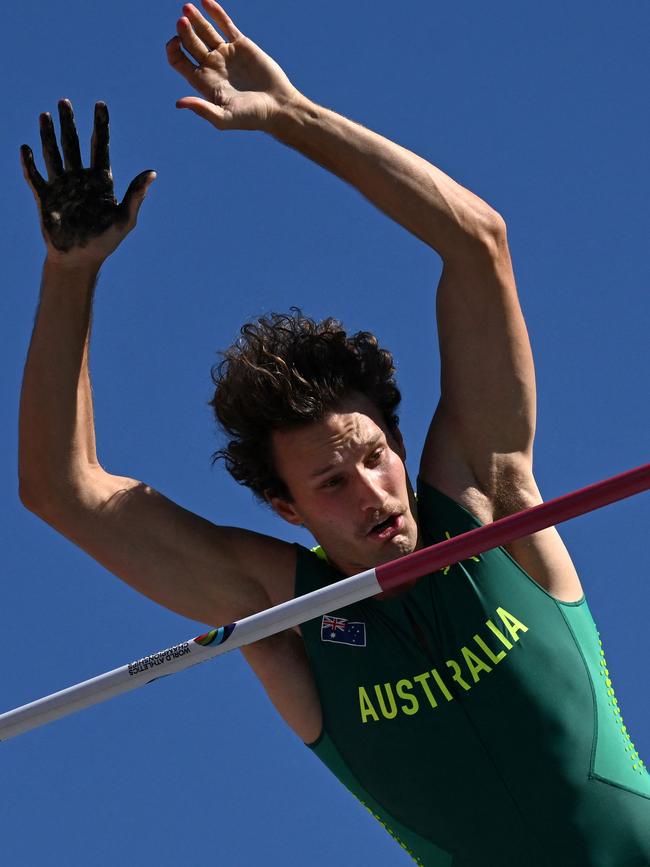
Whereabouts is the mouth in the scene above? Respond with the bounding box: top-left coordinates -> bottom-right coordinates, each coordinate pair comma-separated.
367,513 -> 405,541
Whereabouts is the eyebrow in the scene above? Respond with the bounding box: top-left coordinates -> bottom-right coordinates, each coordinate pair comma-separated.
310,463 -> 338,480
310,436 -> 383,480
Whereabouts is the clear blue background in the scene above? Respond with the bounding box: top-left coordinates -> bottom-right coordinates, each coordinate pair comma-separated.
1,1 -> 648,863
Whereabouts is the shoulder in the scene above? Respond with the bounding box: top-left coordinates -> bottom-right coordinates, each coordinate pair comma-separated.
417,464 -> 584,603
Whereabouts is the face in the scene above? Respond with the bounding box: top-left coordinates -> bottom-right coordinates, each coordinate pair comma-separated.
269,393 -> 420,577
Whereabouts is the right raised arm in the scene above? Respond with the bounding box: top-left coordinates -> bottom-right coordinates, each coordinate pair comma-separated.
18,100 -> 296,628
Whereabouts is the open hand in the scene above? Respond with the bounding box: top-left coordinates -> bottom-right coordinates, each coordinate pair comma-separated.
167,1 -> 301,132
21,100 -> 155,265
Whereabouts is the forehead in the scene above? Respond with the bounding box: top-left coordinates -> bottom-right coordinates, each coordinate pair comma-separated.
271,395 -> 388,477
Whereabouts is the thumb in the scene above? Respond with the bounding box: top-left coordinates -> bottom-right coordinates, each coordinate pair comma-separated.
176,96 -> 229,130
20,144 -> 46,204
119,170 -> 156,227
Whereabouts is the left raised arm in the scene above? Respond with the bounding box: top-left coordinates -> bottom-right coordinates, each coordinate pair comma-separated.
167,1 -> 536,499
168,4 -> 584,601
419,230 -> 537,510
167,1 -> 502,257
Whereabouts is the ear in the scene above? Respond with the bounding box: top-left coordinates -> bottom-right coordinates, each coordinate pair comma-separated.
266,493 -> 305,527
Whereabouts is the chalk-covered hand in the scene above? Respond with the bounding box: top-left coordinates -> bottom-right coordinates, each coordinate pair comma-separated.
21,100 -> 155,265
167,1 -> 301,132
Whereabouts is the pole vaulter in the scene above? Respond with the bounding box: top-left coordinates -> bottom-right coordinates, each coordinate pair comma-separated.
2,461 -> 648,743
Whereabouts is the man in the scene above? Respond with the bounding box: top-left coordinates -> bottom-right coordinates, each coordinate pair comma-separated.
19,1 -> 650,864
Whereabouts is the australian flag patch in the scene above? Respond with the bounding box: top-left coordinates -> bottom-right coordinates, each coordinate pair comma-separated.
321,615 -> 366,647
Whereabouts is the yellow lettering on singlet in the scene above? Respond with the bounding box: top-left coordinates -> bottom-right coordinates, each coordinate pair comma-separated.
395,679 -> 419,715
486,618 -> 513,649
446,658 -> 472,691
431,667 -> 454,701
497,607 -> 529,642
356,604 -> 528,725
473,633 -> 507,664
461,645 -> 493,683
413,672 -> 439,708
359,686 -> 380,723
374,683 -> 399,719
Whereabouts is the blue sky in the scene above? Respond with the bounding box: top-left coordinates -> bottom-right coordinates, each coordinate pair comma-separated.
1,1 -> 649,864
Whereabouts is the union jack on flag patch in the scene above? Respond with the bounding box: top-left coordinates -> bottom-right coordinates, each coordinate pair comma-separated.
321,615 -> 366,647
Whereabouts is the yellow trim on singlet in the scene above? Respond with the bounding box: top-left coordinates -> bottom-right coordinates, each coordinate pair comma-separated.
311,544 -> 328,562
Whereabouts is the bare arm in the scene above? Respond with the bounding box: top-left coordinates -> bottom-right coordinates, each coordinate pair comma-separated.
19,98 -> 154,507
166,1 -> 532,493
268,104 -> 536,500
167,2 -> 499,259
19,101 -> 296,627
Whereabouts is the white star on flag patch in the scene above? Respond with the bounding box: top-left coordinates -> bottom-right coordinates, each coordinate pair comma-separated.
321,616 -> 366,647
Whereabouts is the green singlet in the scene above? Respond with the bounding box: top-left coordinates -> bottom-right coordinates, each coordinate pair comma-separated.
294,478 -> 650,866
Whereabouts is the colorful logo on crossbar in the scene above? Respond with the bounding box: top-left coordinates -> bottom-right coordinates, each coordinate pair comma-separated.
194,624 -> 236,647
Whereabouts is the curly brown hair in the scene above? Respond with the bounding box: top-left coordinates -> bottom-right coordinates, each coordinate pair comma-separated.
210,309 -> 401,502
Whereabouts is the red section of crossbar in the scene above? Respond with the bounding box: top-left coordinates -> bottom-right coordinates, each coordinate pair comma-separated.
376,462 -> 650,593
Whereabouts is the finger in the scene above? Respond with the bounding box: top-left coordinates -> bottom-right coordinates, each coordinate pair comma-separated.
90,102 -> 111,172
201,0 -> 243,40
176,16 -> 210,63
166,36 -> 199,83
182,3 -> 225,49
20,144 -> 47,199
176,96 -> 228,130
39,112 -> 64,179
58,99 -> 83,171
118,170 -> 156,227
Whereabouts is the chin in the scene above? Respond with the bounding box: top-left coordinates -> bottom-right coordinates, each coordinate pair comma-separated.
373,534 -> 417,568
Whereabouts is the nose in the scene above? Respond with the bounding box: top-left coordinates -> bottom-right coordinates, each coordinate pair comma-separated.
354,466 -> 388,515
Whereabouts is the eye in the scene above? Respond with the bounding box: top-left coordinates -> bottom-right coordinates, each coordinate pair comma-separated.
322,475 -> 344,489
367,447 -> 384,465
